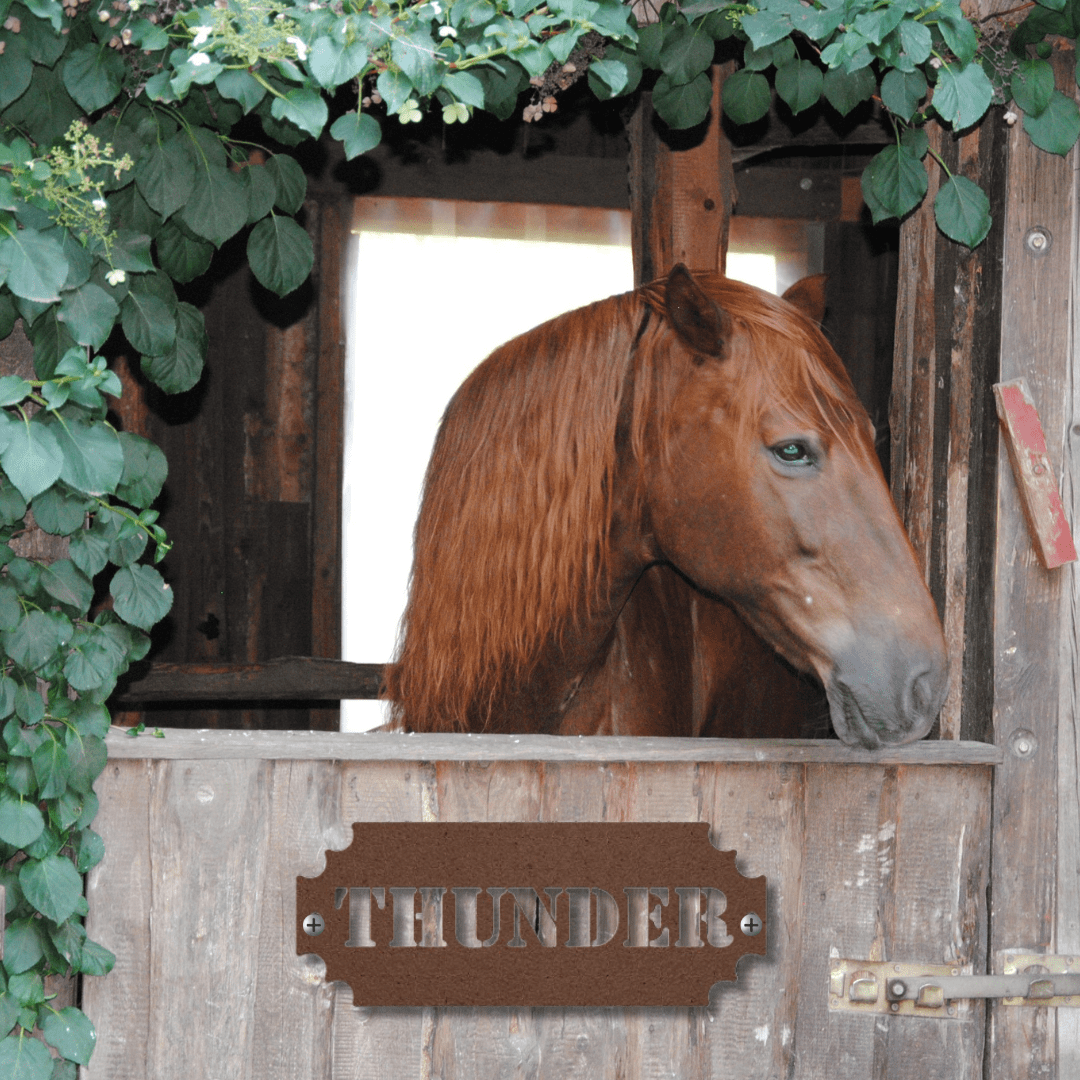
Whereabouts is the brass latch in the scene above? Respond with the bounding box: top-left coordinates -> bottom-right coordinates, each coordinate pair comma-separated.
828,955 -> 1080,1018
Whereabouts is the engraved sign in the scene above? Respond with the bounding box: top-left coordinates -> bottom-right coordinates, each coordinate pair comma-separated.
296,822 -> 766,1006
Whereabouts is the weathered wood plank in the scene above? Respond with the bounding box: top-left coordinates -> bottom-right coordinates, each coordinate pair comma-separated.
102,727 -> 1004,764
988,58 -> 1077,1079
85,752 -> 991,1079
629,65 -> 735,285
113,657 -> 384,703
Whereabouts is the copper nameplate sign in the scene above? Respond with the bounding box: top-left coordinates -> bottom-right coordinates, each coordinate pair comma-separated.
296,822 -> 766,1006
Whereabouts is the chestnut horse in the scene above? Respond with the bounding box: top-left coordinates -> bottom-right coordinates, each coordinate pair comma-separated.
386,266 -> 948,748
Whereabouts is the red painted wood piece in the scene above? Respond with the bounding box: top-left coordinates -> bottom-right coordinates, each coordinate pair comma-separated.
993,378 -> 1077,569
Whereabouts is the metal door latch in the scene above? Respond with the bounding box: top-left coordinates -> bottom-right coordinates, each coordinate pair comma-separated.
828,956 -> 1080,1018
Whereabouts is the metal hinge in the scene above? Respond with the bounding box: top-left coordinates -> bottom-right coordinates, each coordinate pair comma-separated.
828,955 -> 1080,1018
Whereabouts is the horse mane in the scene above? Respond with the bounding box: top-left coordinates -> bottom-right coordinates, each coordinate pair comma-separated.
385,271 -> 864,732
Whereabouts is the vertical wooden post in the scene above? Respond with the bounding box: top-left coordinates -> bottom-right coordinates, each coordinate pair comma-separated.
627,65 -> 736,286
985,52 -> 1079,1078
891,114 -> 1008,742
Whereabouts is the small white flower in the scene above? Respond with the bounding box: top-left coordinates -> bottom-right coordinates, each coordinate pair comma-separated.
309,1 -> 320,9
442,101 -> 468,124
275,11 -> 285,19
97,9 -> 109,20
191,24 -> 212,46
1004,110 -> 1018,126
929,56 -> 942,69
106,269 -> 126,286
286,34 -> 308,60
92,197 -> 107,211
398,98 -> 422,123
438,24 -> 456,36
429,1 -> 442,11
128,0 -> 140,9
189,51 -> 211,65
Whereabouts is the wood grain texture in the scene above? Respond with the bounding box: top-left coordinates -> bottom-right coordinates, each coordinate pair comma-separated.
84,745 -> 992,1079
113,657 -> 384,703
890,116 -> 1007,741
629,65 -> 735,285
101,726 -> 1005,763
989,58 -> 1077,1079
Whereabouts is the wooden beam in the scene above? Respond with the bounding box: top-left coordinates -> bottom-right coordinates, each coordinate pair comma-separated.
112,656 -> 384,703
101,726 -> 1004,763
628,65 -> 736,284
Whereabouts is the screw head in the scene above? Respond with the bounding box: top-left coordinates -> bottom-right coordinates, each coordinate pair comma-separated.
890,980 -> 907,997
1009,728 -> 1038,759
303,912 -> 325,936
799,177 -> 813,191
740,912 -> 763,936
1024,227 -> 1053,256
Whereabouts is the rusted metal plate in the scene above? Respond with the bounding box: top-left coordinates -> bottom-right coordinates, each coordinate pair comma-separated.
993,377 -> 1077,569
296,822 -> 766,1006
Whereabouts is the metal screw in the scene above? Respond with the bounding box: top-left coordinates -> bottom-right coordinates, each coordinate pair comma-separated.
303,912 -> 325,936
890,1002 -> 900,1012
890,980 -> 907,998
948,1006 -> 956,1016
800,177 -> 813,191
740,912 -> 763,936
1009,729 -> 1037,759
1024,227 -> 1053,256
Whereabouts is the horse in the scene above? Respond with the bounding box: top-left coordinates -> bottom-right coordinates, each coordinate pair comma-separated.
385,265 -> 949,749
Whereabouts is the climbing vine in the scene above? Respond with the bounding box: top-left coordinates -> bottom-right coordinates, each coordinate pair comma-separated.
0,0 -> 1077,1071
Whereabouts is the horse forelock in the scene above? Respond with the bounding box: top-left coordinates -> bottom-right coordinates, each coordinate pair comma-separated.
388,272 -> 870,733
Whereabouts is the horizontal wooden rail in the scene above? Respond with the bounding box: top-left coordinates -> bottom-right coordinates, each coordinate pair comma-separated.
112,656 -> 384,703
104,727 -> 1004,765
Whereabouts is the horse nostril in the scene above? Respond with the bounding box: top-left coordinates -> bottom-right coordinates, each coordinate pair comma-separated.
906,665 -> 944,719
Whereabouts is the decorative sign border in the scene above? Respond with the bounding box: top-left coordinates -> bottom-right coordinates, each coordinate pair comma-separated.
297,822 -> 766,1006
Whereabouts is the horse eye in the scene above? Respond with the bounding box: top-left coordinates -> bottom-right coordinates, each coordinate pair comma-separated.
771,441 -> 814,466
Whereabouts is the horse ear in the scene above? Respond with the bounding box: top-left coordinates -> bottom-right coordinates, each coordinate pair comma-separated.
664,264 -> 726,358
782,274 -> 828,324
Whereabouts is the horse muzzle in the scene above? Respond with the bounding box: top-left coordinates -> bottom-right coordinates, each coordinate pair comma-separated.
825,633 -> 950,750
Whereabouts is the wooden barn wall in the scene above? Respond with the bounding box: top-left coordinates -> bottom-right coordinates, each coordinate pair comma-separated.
110,195 -> 350,731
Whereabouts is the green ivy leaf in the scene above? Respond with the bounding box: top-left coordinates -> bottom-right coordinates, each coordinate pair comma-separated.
265,154 -> 307,215
2,63 -> 81,149
658,19 -> 714,85
215,69 -> 267,113
74,937 -> 114,977
270,88 -> 329,139
0,1028 -> 54,1080
117,432 -> 167,508
881,68 -> 927,121
934,174 -> 992,248
861,144 -> 928,223
179,164 -> 247,248
0,293 -> 16,340
135,133 -> 196,221
0,376 -> 32,408
0,417 -> 63,501
329,111 -> 382,160
240,164 -> 276,225
39,1007 -> 96,1066
121,290 -> 176,357
722,68 -> 771,124
61,43 -> 124,112
3,609 -> 70,669
0,795 -> 44,848
0,584 -> 19,632
375,68 -> 414,115
442,71 -> 486,108
154,219 -> 214,284
110,562 -> 174,630
43,416 -> 124,496
775,59 -> 823,115
1,920 -> 44,975
0,229 -> 68,304
1011,57 -> 1055,117
30,737 -> 69,800
653,70 -> 713,128
18,854 -> 82,925
247,216 -> 314,297
57,283 -> 119,351
822,65 -> 876,116
26,307 -> 77,381
140,301 -> 205,394
69,527 -> 109,578
740,10 -> 792,50
30,486 -> 90,536
309,35 -> 369,88
0,35 -> 33,111
1023,88 -> 1080,154
937,4 -> 978,65
933,60 -> 994,130
40,559 -> 94,615
64,729 -> 106,794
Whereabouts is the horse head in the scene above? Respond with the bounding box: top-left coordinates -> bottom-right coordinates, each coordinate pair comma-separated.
638,265 -> 948,749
